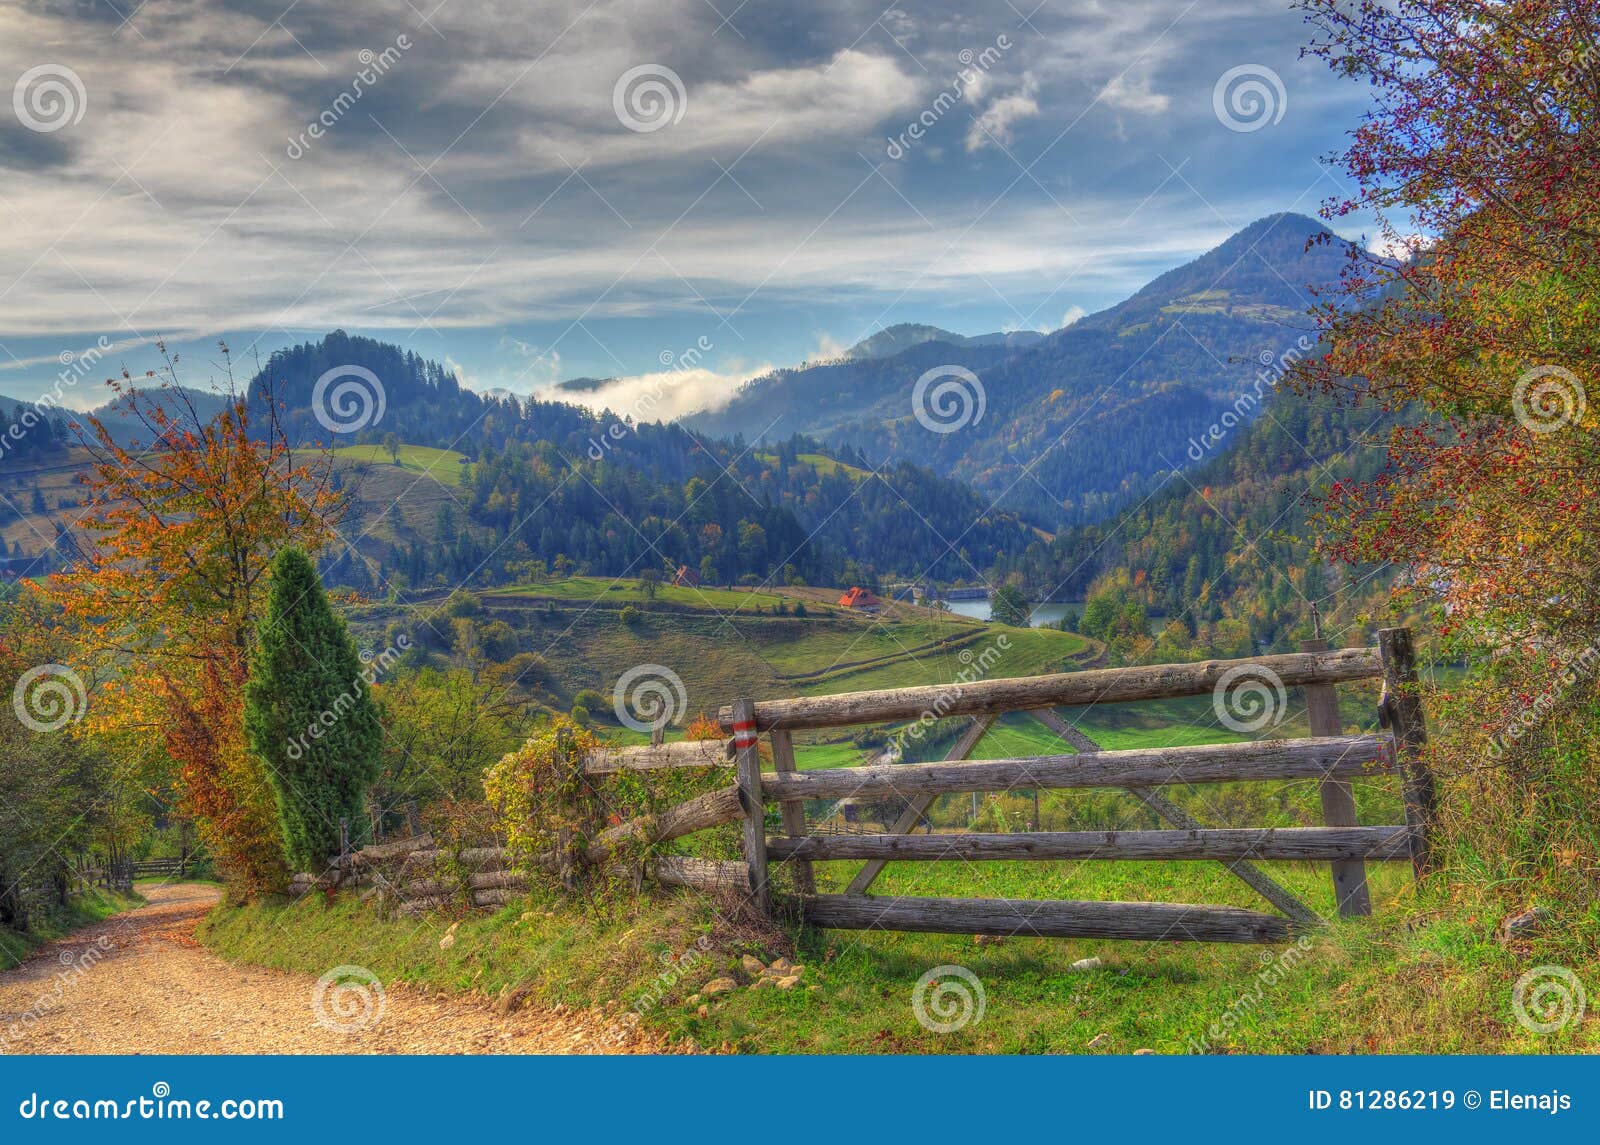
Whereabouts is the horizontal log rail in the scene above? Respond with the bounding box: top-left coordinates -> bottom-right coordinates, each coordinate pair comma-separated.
761,734 -> 1393,802
718,646 -> 1383,731
798,894 -> 1292,943
769,825 -> 1413,863
583,784 -> 745,864
582,739 -> 733,775
607,856 -> 752,895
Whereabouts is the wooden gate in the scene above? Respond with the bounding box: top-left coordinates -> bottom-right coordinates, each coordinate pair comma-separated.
677,627 -> 1431,944
396,629 -> 1431,942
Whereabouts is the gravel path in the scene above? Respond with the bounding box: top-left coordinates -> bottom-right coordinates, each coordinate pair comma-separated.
0,882 -> 672,1055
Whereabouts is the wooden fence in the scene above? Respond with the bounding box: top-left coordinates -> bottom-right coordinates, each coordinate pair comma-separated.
291,628 -> 1432,945
573,628 -> 1432,944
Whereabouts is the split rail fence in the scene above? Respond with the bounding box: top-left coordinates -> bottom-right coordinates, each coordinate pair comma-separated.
292,628 -> 1433,944
594,628 -> 1432,944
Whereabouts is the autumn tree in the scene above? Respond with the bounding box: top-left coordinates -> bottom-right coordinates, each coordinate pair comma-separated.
1290,0 -> 1600,647
1292,1 -> 1600,878
48,345 -> 341,893
245,548 -> 382,869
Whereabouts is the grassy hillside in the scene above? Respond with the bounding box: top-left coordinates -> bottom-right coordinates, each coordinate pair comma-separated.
361,580 -> 1102,770
332,444 -> 469,486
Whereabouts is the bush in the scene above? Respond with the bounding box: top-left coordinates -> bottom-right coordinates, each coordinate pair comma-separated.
571,688 -> 607,719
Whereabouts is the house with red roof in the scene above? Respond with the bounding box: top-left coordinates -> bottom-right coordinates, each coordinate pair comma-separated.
837,586 -> 881,613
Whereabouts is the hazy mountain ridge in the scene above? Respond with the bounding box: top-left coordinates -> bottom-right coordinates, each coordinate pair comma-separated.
686,213 -> 1362,525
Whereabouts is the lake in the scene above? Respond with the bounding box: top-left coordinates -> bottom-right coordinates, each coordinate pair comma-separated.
943,599 -> 1078,628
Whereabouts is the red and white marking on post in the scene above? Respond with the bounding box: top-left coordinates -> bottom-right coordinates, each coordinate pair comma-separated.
732,718 -> 759,751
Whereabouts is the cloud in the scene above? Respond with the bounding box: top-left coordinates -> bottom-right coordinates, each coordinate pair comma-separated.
965,75 -> 1039,152
0,0 -> 1378,393
1367,232 -> 1437,262
807,331 -> 850,362
1059,305 -> 1087,328
1098,72 -> 1171,115
552,361 -> 772,422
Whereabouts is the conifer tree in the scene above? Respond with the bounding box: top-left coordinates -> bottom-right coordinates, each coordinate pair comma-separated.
245,548 -> 382,869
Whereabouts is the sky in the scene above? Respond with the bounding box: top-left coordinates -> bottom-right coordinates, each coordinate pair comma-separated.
0,0 -> 1378,413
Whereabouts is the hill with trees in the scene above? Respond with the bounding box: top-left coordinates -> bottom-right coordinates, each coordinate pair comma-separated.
688,213 -> 1366,525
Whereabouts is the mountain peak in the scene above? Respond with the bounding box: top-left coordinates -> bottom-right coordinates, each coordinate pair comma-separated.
1084,211 -> 1354,330
841,323 -> 1044,362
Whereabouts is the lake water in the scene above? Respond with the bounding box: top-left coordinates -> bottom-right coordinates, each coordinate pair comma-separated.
942,599 -> 1077,628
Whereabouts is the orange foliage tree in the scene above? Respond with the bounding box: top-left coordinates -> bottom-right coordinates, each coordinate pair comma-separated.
1290,0 -> 1600,648
48,345 -> 342,893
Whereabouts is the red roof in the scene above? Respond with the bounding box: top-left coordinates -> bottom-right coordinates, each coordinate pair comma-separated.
838,587 -> 881,608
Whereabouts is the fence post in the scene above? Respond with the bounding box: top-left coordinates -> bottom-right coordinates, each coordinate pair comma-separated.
1378,626 -> 1436,875
768,728 -> 814,895
1303,638 -> 1370,917
731,698 -> 772,917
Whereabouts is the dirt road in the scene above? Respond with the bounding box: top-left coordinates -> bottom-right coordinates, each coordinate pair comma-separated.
0,882 -> 670,1054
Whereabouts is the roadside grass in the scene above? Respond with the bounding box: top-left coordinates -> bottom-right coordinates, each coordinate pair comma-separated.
333,444 -> 469,485
280,588 -> 1599,1054
0,887 -> 145,972
200,858 -> 1599,1054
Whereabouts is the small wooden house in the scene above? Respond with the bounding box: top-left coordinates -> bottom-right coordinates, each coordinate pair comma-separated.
837,586 -> 881,613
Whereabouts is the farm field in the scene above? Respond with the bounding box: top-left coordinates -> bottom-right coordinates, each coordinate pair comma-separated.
361,579 -> 1101,759
332,444 -> 470,486
483,577 -> 803,613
